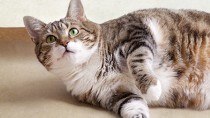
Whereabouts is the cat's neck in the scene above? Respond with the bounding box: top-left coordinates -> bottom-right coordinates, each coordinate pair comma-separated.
52,50 -> 101,94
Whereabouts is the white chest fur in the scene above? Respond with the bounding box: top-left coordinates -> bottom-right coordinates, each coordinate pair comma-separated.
50,52 -> 101,96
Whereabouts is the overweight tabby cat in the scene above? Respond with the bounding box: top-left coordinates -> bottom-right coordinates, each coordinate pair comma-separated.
23,0 -> 210,118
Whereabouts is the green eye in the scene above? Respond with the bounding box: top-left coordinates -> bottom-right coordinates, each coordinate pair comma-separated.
46,35 -> 57,43
69,28 -> 79,37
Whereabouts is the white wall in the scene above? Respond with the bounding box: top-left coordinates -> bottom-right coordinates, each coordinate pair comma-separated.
1,0 -> 210,27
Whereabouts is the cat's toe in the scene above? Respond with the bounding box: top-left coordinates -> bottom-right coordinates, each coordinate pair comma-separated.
143,79 -> 162,102
123,112 -> 149,118
132,114 -> 147,118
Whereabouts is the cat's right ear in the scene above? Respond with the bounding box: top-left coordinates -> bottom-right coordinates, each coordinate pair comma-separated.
23,16 -> 46,44
66,0 -> 86,21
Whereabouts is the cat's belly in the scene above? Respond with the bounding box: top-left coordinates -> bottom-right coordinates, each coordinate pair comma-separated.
147,64 -> 178,107
149,70 -> 210,110
172,71 -> 210,110
198,71 -> 210,109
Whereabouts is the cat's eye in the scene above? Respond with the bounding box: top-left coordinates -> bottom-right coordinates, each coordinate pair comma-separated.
46,35 -> 57,43
69,28 -> 79,37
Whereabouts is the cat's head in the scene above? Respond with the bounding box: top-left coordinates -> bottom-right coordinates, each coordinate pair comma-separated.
23,0 -> 100,70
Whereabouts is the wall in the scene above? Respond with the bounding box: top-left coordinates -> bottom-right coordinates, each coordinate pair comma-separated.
1,0 -> 210,27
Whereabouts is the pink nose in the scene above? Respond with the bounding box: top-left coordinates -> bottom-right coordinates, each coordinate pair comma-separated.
61,40 -> 69,47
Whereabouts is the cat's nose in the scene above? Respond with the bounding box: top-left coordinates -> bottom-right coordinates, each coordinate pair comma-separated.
61,40 -> 69,47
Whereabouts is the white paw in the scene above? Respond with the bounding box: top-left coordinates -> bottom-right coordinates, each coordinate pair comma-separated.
143,80 -> 162,102
132,114 -> 147,118
121,100 -> 149,118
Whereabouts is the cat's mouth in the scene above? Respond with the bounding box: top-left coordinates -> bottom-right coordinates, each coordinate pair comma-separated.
66,50 -> 75,54
64,47 -> 75,54
58,49 -> 75,61
65,46 -> 75,54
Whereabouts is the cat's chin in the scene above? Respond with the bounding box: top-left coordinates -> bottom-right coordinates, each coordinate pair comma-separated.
57,50 -> 75,61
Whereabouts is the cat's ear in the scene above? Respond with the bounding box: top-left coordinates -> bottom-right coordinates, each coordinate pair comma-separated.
66,0 -> 87,21
23,16 -> 46,43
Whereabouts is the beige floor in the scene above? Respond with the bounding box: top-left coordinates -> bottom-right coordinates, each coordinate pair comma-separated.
0,28 -> 210,118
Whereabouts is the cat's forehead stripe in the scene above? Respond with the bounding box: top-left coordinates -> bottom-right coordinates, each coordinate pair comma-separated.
46,20 -> 69,32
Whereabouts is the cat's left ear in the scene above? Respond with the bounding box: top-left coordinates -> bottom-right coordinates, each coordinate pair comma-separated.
66,0 -> 87,21
23,16 -> 46,44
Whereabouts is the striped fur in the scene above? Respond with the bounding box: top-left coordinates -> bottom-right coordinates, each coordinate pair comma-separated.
23,0 -> 210,118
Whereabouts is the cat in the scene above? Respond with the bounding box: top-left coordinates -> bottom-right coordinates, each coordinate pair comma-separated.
23,0 -> 210,118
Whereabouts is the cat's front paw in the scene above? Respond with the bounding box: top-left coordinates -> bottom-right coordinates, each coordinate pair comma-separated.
120,100 -> 149,118
142,79 -> 162,102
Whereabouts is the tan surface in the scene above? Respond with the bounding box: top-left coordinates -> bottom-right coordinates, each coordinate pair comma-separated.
0,28 -> 210,118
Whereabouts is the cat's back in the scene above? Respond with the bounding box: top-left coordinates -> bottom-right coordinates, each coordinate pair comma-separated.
129,8 -> 210,25
103,8 -> 210,27
137,8 -> 210,34
135,8 -> 210,21
102,8 -> 210,44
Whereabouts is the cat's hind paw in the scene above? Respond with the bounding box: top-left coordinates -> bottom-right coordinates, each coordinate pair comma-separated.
143,79 -> 162,102
132,114 -> 147,118
120,100 -> 149,118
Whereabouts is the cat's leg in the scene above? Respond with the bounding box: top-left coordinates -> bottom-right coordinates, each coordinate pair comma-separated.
105,85 -> 149,118
89,75 -> 150,118
125,37 -> 161,101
